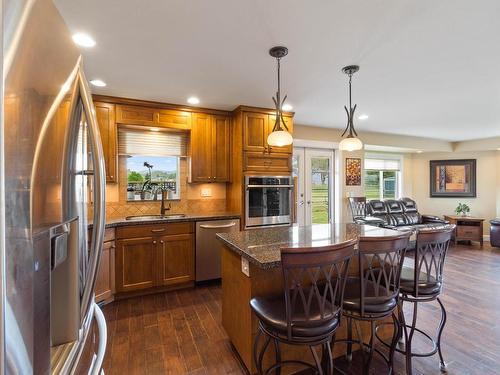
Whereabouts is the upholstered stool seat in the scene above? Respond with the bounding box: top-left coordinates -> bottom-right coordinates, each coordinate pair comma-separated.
250,294 -> 340,339
342,277 -> 397,315
399,267 -> 441,296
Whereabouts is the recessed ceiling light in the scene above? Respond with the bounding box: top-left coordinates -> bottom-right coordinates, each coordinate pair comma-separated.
282,103 -> 293,111
150,128 -> 161,132
90,79 -> 106,87
416,150 -> 423,153
358,114 -> 369,120
72,33 -> 96,47
187,97 -> 200,105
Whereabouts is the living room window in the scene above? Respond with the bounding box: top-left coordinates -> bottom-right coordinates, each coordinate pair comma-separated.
364,155 -> 401,200
118,126 -> 187,201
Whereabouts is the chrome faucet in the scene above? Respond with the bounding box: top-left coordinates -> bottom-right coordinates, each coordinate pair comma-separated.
160,189 -> 171,215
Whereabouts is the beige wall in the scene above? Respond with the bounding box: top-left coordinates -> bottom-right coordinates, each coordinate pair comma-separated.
407,151 -> 498,235
294,124 -> 500,235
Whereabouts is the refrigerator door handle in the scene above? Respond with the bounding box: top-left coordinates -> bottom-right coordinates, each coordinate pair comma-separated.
77,65 -> 106,320
89,303 -> 107,375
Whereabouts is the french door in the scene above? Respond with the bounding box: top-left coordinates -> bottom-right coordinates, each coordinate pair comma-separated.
293,148 -> 334,226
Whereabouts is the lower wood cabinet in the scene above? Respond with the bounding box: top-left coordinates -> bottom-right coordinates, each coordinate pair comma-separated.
95,228 -> 115,304
116,236 -> 156,293
95,240 -> 115,303
158,233 -> 194,286
115,223 -> 195,294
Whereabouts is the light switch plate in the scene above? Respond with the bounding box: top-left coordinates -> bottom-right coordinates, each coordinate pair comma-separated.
241,257 -> 250,277
201,188 -> 212,197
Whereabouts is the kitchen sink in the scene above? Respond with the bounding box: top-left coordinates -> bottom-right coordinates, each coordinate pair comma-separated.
125,214 -> 187,220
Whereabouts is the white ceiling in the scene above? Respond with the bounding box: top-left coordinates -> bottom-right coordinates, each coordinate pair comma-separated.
54,0 -> 500,141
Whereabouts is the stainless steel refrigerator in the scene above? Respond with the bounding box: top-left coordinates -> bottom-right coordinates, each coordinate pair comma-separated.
2,0 -> 107,373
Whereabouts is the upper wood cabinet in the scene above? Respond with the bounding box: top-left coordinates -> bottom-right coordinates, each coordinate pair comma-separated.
157,109 -> 191,130
94,102 -> 117,183
116,104 -> 192,130
243,112 -> 268,153
190,113 -> 230,182
243,112 -> 293,154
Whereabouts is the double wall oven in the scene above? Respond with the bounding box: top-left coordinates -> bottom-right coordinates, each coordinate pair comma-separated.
245,175 -> 293,228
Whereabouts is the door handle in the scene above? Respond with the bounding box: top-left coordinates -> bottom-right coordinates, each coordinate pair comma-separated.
307,201 -> 311,204
199,222 -> 236,229
89,303 -> 107,375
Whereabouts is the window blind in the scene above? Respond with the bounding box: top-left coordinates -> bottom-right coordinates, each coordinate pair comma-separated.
365,158 -> 400,171
118,127 -> 188,157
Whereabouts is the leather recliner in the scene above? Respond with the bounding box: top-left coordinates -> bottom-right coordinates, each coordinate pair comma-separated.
360,198 -> 448,231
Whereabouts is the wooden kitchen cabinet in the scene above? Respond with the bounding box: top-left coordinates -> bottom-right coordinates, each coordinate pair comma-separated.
115,222 -> 195,296
244,152 -> 291,173
158,233 -> 194,286
190,113 -> 230,182
115,104 -> 192,130
242,112 -> 293,154
115,104 -> 156,125
115,236 -> 156,293
95,240 -> 115,303
94,102 -> 117,183
243,112 -> 268,153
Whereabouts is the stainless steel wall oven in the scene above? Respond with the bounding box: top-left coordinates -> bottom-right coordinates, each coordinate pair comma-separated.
245,175 -> 292,228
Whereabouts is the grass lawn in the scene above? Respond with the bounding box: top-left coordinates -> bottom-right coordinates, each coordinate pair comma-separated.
311,186 -> 329,224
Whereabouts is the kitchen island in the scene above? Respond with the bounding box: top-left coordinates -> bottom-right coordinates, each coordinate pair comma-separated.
217,223 -> 404,374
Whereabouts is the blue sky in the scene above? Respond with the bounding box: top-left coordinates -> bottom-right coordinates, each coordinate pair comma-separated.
127,156 -> 177,173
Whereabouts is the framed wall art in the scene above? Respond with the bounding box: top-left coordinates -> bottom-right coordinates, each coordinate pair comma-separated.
429,159 -> 476,197
345,157 -> 362,186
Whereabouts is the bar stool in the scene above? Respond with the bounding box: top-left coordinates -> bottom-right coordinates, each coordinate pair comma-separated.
250,239 -> 357,375
397,226 -> 455,375
338,232 -> 411,375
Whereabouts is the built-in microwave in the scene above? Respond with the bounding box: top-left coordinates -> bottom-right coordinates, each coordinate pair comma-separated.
245,175 -> 293,228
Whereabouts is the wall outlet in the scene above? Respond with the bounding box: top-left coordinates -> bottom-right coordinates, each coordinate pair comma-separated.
241,257 -> 250,277
201,188 -> 212,197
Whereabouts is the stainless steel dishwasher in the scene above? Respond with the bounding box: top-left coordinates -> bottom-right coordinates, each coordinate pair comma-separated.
196,219 -> 240,282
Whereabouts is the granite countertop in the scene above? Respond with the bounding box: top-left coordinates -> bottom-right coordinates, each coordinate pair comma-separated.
216,223 -> 404,269
89,212 -> 240,229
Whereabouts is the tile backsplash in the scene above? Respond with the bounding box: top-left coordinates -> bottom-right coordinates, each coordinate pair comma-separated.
100,156 -> 227,220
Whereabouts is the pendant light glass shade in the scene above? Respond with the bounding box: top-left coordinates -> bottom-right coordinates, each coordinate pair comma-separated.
339,136 -> 363,151
267,129 -> 293,147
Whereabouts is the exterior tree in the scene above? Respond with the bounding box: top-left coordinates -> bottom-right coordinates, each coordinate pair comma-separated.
128,171 -> 144,182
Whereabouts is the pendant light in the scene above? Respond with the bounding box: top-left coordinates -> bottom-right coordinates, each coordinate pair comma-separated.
339,65 -> 363,151
267,46 -> 293,147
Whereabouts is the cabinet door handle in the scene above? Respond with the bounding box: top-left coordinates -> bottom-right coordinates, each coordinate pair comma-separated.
153,240 -> 157,245
151,228 -> 166,233
160,240 -> 164,244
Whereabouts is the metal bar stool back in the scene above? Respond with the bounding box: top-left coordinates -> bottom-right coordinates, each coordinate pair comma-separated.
340,232 -> 411,375
250,239 -> 357,375
398,225 -> 455,375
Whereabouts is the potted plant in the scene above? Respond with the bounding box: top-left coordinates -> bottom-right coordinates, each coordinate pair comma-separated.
455,202 -> 470,217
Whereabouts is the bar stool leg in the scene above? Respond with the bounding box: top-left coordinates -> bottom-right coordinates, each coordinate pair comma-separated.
320,339 -> 334,375
405,301 -> 419,375
388,311 -> 400,375
253,328 -> 271,375
310,345 -> 324,375
273,338 -> 282,375
437,297 -> 448,372
346,317 -> 353,362
363,320 -> 376,375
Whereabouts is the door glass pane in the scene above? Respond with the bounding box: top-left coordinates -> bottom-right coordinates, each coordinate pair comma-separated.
310,157 -> 330,224
365,170 -> 380,200
382,171 -> 397,199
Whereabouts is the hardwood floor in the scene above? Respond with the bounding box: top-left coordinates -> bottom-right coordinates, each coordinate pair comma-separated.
102,242 -> 500,375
